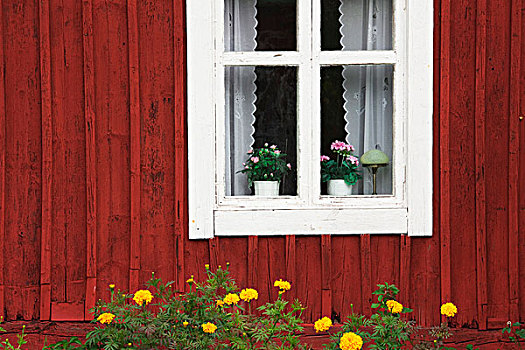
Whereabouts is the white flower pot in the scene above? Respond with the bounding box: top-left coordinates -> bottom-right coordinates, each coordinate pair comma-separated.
254,181 -> 280,196
327,179 -> 353,196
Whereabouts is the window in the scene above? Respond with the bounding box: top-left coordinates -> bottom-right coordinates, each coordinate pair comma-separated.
187,0 -> 433,239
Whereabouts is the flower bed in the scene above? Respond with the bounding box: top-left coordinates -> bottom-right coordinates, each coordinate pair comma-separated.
1,266 -> 524,349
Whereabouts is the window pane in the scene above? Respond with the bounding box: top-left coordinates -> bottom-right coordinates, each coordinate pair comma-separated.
225,0 -> 297,52
321,65 -> 393,195
225,66 -> 297,196
321,0 -> 393,51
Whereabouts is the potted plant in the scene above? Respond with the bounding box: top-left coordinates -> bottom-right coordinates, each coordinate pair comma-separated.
239,143 -> 292,196
321,140 -> 362,196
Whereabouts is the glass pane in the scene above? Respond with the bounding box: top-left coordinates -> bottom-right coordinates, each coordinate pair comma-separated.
320,65 -> 393,195
225,0 -> 297,52
321,0 -> 393,51
225,66 -> 297,196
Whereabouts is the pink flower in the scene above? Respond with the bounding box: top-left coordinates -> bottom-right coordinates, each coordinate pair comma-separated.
287,163 -> 292,169
248,149 -> 253,154
330,140 -> 344,150
320,155 -> 330,162
270,145 -> 277,149
347,155 -> 359,165
274,150 -> 281,155
270,173 -> 273,177
251,157 -> 259,163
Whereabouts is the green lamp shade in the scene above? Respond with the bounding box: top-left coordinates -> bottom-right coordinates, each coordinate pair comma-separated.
360,149 -> 389,166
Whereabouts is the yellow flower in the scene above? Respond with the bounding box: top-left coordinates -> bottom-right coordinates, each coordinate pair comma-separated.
314,317 -> 332,333
216,299 -> 225,307
186,275 -> 194,284
339,332 -> 363,350
97,312 -> 115,324
133,289 -> 153,306
223,293 -> 240,305
386,300 -> 403,314
202,322 -> 217,334
205,264 -> 210,270
274,279 -> 291,292
183,321 -> 189,327
240,288 -> 259,302
440,302 -> 457,317
109,284 -> 115,289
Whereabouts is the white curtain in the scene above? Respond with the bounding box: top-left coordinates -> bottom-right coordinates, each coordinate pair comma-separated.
340,0 -> 393,195
225,0 -> 258,196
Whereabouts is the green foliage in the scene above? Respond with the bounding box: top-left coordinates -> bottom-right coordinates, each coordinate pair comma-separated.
321,141 -> 361,185
0,321 -> 27,350
83,266 -> 305,349
238,144 -> 291,186
502,321 -> 525,349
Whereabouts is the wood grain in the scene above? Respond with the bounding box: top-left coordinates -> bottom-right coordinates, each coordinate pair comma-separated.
508,0 -> 522,323
82,0 -> 97,320
474,0 -> 488,330
0,0 -> 5,320
128,0 -> 141,293
39,0 -> 52,321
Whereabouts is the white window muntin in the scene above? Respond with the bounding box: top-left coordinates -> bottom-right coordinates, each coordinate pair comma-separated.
187,0 -> 433,238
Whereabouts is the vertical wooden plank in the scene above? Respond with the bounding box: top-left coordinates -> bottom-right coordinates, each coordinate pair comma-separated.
508,0 -> 522,323
399,235 -> 411,304
173,0 -> 186,291
39,0 -> 52,321
209,237 -> 220,271
360,235 -> 372,316
82,0 -> 97,319
127,0 -> 141,293
247,236 -> 258,287
439,0 -> 452,307
285,235 -> 296,301
474,0 -> 488,330
0,0 -> 5,320
4,0 -> 42,320
321,235 -> 332,318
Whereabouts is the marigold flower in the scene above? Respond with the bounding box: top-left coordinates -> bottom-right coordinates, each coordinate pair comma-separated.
386,300 -> 403,314
274,279 -> 291,292
440,302 -> 457,317
183,321 -> 189,327
240,288 -> 259,302
339,332 -> 363,350
133,289 -> 153,306
97,312 -> 115,324
216,299 -> 225,307
109,284 -> 115,289
314,317 -> 332,333
186,275 -> 194,284
202,322 -> 217,334
223,293 -> 240,305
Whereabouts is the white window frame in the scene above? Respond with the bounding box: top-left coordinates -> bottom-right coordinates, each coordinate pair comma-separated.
187,0 -> 433,239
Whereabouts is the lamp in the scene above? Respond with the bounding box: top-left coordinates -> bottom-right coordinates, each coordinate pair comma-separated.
360,149 -> 389,195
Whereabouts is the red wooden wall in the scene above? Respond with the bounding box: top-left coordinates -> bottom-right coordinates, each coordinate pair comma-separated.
0,0 -> 524,335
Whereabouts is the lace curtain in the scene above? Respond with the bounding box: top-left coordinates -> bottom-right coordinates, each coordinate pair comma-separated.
225,0 -> 258,196
225,0 -> 393,196
340,0 -> 393,195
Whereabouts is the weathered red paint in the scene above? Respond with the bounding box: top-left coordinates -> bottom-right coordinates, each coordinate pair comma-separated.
0,0 -> 524,347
